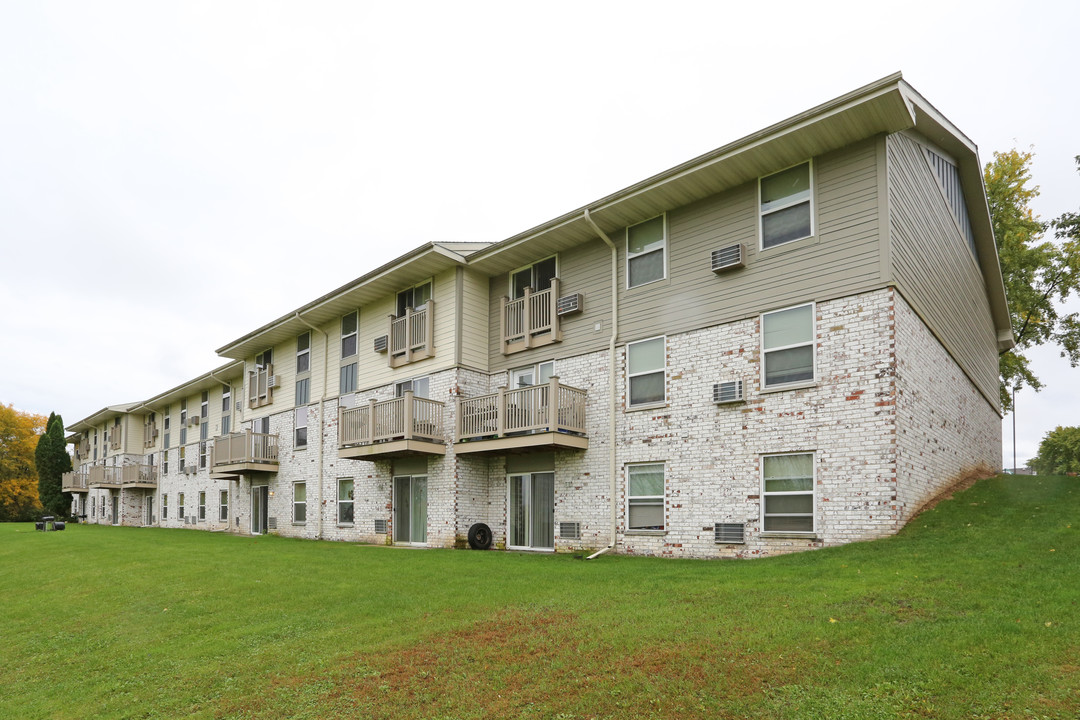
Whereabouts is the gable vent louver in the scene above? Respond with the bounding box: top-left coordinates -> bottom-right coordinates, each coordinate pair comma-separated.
556,293 -> 584,316
711,244 -> 745,272
714,523 -> 745,544
712,380 -> 744,404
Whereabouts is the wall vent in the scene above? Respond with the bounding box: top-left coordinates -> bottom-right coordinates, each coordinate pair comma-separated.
556,293 -> 584,316
268,517 -> 278,530
373,335 -> 389,353
374,518 -> 388,534
714,523 -> 745,544
711,244 -> 745,272
267,374 -> 281,389
559,521 -> 581,540
712,380 -> 745,404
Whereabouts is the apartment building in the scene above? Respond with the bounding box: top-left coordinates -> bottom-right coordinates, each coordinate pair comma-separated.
63,73 -> 1012,558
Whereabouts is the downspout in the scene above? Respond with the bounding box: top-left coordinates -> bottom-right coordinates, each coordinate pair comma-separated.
295,311 -> 328,540
583,208 -> 619,560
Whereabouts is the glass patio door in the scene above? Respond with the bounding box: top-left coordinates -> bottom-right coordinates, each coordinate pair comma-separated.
111,496 -> 119,525
145,494 -> 154,525
252,486 -> 268,535
393,475 -> 427,544
508,472 -> 554,550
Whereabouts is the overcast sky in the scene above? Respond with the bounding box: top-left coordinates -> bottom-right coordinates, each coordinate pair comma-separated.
1,1 -> 1076,466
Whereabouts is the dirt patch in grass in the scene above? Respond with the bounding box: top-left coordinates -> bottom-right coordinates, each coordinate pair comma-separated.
908,463 -> 997,519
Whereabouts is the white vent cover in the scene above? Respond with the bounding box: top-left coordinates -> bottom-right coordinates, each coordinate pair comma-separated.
373,335 -> 389,353
267,375 -> 281,389
374,518 -> 388,534
556,293 -> 584,316
559,521 -> 581,540
714,523 -> 745,544
712,380 -> 745,404
711,244 -> 745,272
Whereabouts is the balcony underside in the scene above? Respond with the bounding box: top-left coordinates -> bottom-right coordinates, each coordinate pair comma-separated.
89,482 -> 122,489
339,438 -> 446,460
63,487 -> 90,493
454,431 -> 588,456
122,482 -> 158,489
210,462 -> 279,480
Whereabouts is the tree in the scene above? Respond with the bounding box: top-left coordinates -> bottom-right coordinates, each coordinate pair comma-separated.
987,150 -> 1080,412
1029,425 -> 1080,475
0,403 -> 47,522
35,412 -> 73,517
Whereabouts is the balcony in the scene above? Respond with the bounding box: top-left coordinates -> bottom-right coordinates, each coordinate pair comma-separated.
339,392 -> 446,460
248,364 -> 277,409
121,464 -> 158,488
501,278 -> 562,355
62,471 -> 89,493
388,300 -> 434,368
455,377 -> 588,455
144,423 -> 159,448
210,431 -> 279,478
89,465 -> 123,488
110,434 -> 122,451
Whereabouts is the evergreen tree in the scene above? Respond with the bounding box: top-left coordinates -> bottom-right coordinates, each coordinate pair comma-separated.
35,413 -> 72,517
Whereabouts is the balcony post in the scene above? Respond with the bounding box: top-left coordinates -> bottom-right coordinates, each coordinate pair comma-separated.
523,286 -> 533,349
547,375 -> 560,431
500,295 -> 510,355
496,386 -> 507,438
404,306 -> 414,363
404,390 -> 414,439
424,298 -> 435,358
455,396 -> 463,440
550,277 -> 562,342
368,398 -> 378,444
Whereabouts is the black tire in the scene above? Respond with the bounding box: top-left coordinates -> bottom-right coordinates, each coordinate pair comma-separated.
467,522 -> 493,550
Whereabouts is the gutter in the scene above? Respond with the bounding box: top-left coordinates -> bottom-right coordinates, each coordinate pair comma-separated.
582,208 -> 619,560
295,311 -> 328,540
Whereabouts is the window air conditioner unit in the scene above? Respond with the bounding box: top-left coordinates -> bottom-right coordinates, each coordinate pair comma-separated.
711,244 -> 745,272
374,518 -> 388,534
556,293 -> 583,316
714,523 -> 746,544
712,380 -> 745,404
152,429 -> 159,438
373,335 -> 389,353
267,375 -> 281,389
559,521 -> 581,540
236,400 -> 242,412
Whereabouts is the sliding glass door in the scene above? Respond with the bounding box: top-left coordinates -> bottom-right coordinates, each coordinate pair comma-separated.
508,472 -> 554,550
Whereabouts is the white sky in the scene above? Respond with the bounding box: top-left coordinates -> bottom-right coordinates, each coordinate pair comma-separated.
1,1 -> 1076,466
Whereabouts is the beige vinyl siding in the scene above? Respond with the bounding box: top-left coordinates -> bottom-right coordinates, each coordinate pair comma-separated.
460,268 -> 490,370
887,132 -> 999,410
615,139 -> 884,343
487,235 -> 614,372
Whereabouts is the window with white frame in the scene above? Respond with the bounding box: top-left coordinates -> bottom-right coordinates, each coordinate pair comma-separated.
293,482 -> 306,523
762,303 -> 815,388
396,280 -> 431,316
201,390 -> 209,420
221,385 -> 231,413
178,492 -> 185,519
510,361 -> 553,389
296,377 -> 310,406
161,493 -> 168,520
221,414 -> 230,436
178,445 -> 186,471
163,406 -> 170,450
340,362 -> 357,395
762,452 -> 814,533
198,491 -> 206,521
199,437 -> 208,469
219,489 -> 228,522
295,406 -> 308,449
255,349 -> 273,369
341,311 -> 358,358
627,337 -> 665,407
394,376 -> 429,398
337,478 -> 353,524
626,215 -> 666,288
627,463 -> 665,531
162,448 -> 169,475
510,256 -> 557,299
296,331 -> 311,375
760,162 -> 813,249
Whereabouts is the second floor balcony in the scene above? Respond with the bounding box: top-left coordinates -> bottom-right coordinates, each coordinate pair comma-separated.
338,392 -> 446,460
121,464 -> 158,487
210,431 -> 279,478
62,471 -> 89,493
455,377 -> 588,455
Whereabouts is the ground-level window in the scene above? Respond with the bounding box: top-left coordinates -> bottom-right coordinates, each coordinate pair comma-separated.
627,337 -> 665,407
337,478 -> 353,524
219,489 -> 228,522
762,303 -> 814,388
178,492 -> 185,519
162,493 -> 168,520
762,452 -> 815,532
627,463 -> 665,531
294,483 -> 306,523
198,491 -> 206,521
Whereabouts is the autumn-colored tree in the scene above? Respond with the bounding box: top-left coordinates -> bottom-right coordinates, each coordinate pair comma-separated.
1029,425 -> 1080,475
36,412 -> 73,517
0,403 -> 47,522
987,150 -> 1080,412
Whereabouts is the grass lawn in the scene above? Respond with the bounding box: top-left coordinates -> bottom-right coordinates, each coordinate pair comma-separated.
2,475 -> 1078,719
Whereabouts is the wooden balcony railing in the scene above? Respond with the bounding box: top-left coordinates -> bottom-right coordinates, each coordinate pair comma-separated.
388,300 -> 434,367
501,278 -> 562,354
144,423 -> 158,448
456,377 -> 587,442
121,464 -> 158,486
62,471 -> 89,492
211,431 -> 279,468
110,433 -> 122,451
248,364 -> 275,409
339,392 -> 444,447
89,464 -> 123,487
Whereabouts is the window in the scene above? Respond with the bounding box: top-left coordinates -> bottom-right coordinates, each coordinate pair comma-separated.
201,390 -> 209,420
762,453 -> 814,533
221,385 -> 231,413
762,303 -> 815,388
161,493 -> 168,520
511,256 -> 557,299
199,438 -> 208,469
627,463 -> 665,531
295,406 -> 308,448
627,337 -> 665,407
626,215 -> 666,288
296,331 -> 311,374
760,162 -> 813,249
341,311 -> 358,359
255,349 -> 273,369
198,491 -> 206,521
219,489 -> 228,522
163,406 -> 170,450
296,377 -> 310,406
293,483 -> 306,523
340,362 -> 357,395
178,492 -> 185,519
394,376 -> 429,398
510,361 -> 553,389
162,448 -> 169,475
178,445 -> 186,472
396,281 -> 431,316
180,400 -> 187,427
337,478 -> 354,524
221,415 -> 230,436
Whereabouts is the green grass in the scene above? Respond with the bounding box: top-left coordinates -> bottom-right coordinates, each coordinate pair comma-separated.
2,475 -> 1078,719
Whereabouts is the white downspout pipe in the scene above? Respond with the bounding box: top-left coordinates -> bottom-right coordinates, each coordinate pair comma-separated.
583,208 -> 619,560
295,311 -> 329,540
